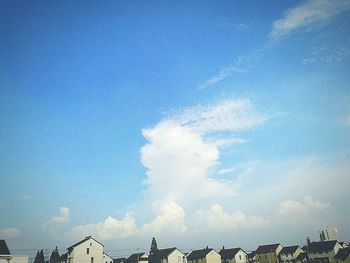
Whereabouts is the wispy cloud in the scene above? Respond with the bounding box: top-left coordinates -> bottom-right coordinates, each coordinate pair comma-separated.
0,227 -> 21,239
269,0 -> 350,42
197,66 -> 246,90
302,45 -> 350,65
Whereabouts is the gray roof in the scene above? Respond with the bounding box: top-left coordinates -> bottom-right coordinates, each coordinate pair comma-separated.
256,244 -> 281,254
0,240 -> 11,256
280,246 -> 300,255
187,248 -> 216,261
67,236 -> 104,250
308,241 -> 338,254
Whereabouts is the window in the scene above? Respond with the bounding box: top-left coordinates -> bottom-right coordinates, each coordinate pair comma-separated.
87,248 -> 90,254
91,257 -> 94,263
239,255 -> 242,260
90,243 -> 92,246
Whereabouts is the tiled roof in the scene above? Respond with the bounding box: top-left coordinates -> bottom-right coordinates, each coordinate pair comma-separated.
187,248 -> 215,260
219,248 -> 243,260
256,244 -> 281,254
125,252 -> 148,263
280,246 -> 300,255
307,241 -> 338,254
0,240 -> 11,256
159,248 -> 178,258
67,236 -> 104,250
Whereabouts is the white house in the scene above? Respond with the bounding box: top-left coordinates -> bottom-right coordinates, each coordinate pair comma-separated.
0,240 -> 11,263
66,236 -> 104,263
279,246 -> 306,263
307,240 -> 342,263
219,248 -> 248,263
187,248 -> 221,263
124,252 -> 148,263
159,247 -> 186,263
104,253 -> 114,263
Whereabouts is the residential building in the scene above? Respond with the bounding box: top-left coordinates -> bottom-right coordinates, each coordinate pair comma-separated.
66,236 -> 104,263
159,247 -> 186,263
186,248 -> 221,263
124,252 -> 148,263
279,246 -> 306,263
219,248 -> 248,263
104,253 -> 114,263
0,240 -> 11,263
255,244 -> 283,263
307,240 -> 342,263
320,228 -> 339,242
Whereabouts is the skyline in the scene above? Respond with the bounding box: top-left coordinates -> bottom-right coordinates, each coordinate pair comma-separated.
1,0 -> 350,256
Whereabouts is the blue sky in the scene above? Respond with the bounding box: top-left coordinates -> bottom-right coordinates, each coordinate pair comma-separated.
1,0 -> 350,258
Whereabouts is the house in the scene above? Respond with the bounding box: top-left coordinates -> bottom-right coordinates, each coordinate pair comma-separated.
247,251 -> 257,263
307,240 -> 342,263
255,244 -> 283,263
159,247 -> 186,263
334,247 -> 350,263
219,247 -> 248,263
279,246 -> 306,263
124,252 -> 148,263
104,253 -> 114,263
66,236 -> 104,263
186,248 -> 221,263
0,240 -> 11,263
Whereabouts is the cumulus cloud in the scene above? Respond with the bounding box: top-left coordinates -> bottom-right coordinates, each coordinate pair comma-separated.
67,214 -> 137,241
278,196 -> 330,215
141,99 -> 265,207
0,227 -> 21,238
140,202 -> 187,236
194,204 -> 267,231
270,0 -> 350,41
43,207 -> 70,229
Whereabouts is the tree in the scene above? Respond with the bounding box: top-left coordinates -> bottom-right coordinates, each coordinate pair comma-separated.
50,247 -> 61,263
149,237 -> 160,263
39,250 -> 45,263
34,251 -> 40,263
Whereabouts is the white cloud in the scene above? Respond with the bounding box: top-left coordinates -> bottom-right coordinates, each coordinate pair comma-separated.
194,204 -> 267,231
270,0 -> 350,41
141,99 -> 265,207
278,195 -> 330,215
197,66 -> 246,90
43,207 -> 70,229
169,99 -> 266,135
140,202 -> 187,236
302,46 -> 350,65
67,214 -> 137,241
0,227 -> 21,239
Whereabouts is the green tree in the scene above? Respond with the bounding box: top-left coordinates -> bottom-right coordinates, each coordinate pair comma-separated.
149,237 -> 160,263
50,247 -> 61,263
